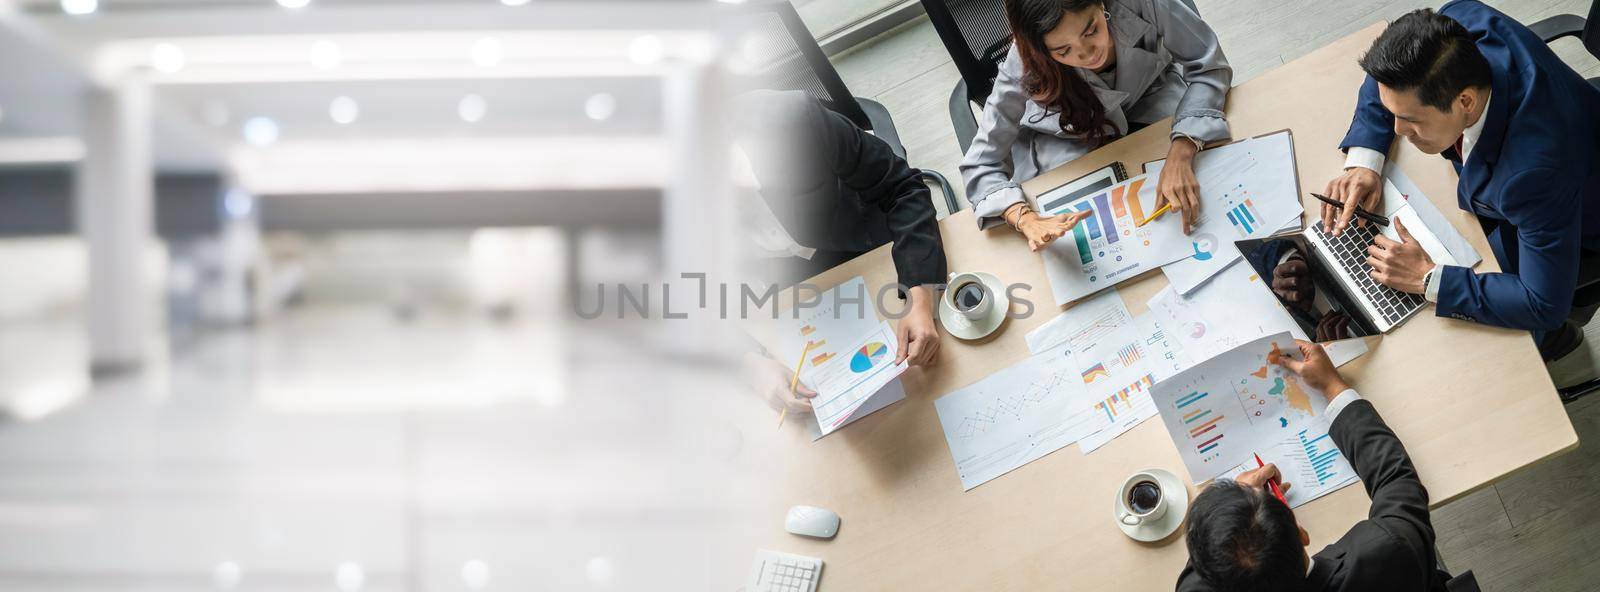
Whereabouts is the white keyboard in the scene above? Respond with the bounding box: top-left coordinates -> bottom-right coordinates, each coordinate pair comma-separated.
745,549 -> 822,592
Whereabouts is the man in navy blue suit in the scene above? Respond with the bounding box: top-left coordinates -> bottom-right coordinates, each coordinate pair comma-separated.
1321,2 -> 1600,377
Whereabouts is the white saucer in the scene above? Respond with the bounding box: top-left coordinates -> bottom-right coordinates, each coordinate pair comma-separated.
1114,468 -> 1190,543
938,272 -> 1010,340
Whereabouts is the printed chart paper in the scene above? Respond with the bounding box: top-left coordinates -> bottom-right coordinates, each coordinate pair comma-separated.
1148,132 -> 1306,294
1040,176 -> 1193,305
1072,313 -> 1187,453
1150,333 -> 1359,507
799,320 -> 909,436
1025,289 -> 1135,355
935,345 -> 1101,490
775,276 -> 908,438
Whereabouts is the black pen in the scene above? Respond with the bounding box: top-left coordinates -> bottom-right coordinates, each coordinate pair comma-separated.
1310,193 -> 1389,227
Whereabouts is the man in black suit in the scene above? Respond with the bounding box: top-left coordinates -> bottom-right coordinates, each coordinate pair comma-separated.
733,91 -> 948,413
1176,340 -> 1451,591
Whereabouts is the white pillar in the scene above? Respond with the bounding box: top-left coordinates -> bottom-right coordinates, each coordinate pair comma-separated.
660,62 -> 738,358
77,78 -> 156,374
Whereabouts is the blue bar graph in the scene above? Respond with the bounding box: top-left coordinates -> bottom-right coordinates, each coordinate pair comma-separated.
1226,200 -> 1261,236
1175,391 -> 1209,409
1298,430 -> 1342,485
1075,203 -> 1101,240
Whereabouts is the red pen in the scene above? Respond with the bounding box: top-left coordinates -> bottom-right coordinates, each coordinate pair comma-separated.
1255,452 -> 1287,505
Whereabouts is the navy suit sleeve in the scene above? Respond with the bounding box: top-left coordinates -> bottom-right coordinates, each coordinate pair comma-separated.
1339,75 -> 1397,155
1436,166 -> 1582,330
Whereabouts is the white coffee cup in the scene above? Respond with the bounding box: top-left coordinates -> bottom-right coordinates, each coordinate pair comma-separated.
945,272 -> 993,321
1117,471 -> 1169,527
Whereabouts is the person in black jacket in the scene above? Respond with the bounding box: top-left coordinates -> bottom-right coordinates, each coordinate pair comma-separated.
1176,340 -> 1451,592
733,91 -> 949,414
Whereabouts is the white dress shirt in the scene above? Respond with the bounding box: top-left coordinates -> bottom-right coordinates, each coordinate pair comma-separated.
1344,93 -> 1492,302
1324,387 -> 1363,423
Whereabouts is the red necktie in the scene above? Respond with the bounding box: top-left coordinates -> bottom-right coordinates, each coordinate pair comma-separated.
1452,135 -> 1464,161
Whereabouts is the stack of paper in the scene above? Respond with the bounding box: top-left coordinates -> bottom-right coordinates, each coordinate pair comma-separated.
1146,131 -> 1306,294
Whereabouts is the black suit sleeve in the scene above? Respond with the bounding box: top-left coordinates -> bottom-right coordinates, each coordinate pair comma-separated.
804,98 -> 947,289
1328,399 -> 1438,574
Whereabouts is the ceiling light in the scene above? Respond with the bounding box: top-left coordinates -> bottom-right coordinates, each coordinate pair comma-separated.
470,37 -> 503,67
584,93 -> 616,121
586,556 -> 616,586
461,560 -> 491,589
224,189 -> 254,220
334,562 -> 364,592
329,96 -> 359,125
458,94 -> 487,123
277,0 -> 311,8
243,117 -> 280,147
60,0 -> 97,16
500,0 -> 530,6
150,43 -> 186,74
310,40 -> 341,70
212,560 -> 242,590
629,35 -> 664,65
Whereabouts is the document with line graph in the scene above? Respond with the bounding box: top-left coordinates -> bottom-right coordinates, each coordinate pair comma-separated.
934,344 -> 1100,491
1150,332 -> 1358,508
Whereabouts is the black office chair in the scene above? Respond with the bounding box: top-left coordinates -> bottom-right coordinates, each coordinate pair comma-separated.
733,1 -> 960,214
1520,2 -> 1600,403
922,0 -> 1199,156
1529,0 -> 1600,91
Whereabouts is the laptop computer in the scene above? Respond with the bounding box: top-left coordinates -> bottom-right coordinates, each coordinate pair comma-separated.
1235,225 -> 1421,343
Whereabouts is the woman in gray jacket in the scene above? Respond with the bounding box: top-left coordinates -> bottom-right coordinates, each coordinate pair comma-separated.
963,0 -> 1232,250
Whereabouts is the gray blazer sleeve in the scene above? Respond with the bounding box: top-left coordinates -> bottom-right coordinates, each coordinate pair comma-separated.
1152,0 -> 1231,144
960,49 -> 1040,231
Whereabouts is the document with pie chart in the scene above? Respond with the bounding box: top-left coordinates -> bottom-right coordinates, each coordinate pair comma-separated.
795,319 -> 909,437
1146,131 -> 1306,295
770,276 -> 909,438
1038,175 -> 1194,305
1150,332 -> 1358,508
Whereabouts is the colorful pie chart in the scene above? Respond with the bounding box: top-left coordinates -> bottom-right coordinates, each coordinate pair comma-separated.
850,342 -> 890,372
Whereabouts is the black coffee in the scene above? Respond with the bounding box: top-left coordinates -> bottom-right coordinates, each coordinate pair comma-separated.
954,282 -> 987,311
1128,480 -> 1162,514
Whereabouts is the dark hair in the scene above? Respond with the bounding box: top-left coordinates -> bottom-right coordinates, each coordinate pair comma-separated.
1185,479 -> 1307,591
1003,0 -> 1114,147
1358,8 -> 1491,111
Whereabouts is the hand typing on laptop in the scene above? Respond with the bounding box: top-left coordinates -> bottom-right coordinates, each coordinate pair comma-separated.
1364,218 -> 1435,294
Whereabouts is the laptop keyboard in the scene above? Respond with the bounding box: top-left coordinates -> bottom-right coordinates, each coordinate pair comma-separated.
1311,222 -> 1426,326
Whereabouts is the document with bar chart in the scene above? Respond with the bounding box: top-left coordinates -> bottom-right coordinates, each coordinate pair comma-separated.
935,344 -> 1101,490
1040,175 -> 1193,305
1150,332 -> 1358,507
1073,313 -> 1189,453
1146,131 -> 1306,295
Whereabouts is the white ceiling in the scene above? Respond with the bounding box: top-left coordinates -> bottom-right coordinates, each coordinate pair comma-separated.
0,0 -> 725,189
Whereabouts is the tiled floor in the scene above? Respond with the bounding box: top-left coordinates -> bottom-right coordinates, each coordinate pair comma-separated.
0,308 -> 749,591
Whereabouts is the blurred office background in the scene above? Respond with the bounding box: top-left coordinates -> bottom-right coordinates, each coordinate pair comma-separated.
0,0 -> 847,589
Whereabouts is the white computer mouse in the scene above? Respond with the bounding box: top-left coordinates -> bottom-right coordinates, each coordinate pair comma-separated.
784,505 -> 840,539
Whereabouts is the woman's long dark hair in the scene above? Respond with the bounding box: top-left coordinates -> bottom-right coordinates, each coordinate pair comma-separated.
1003,0 -> 1114,148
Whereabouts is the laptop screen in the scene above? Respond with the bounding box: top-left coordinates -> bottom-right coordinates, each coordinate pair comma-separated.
1235,232 -> 1379,342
